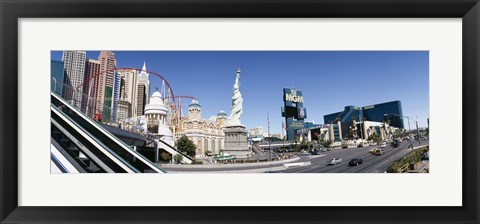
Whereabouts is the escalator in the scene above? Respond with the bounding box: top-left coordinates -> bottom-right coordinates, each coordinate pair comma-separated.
251,144 -> 265,155
51,92 -> 166,173
51,140 -> 84,173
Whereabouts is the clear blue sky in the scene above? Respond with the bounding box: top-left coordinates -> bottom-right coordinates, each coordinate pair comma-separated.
51,51 -> 429,133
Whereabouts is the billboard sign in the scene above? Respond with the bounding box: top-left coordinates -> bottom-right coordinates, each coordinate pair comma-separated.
297,107 -> 307,119
284,88 -> 304,103
289,120 -> 304,129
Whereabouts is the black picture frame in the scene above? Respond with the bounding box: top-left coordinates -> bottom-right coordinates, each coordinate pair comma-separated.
1,0 -> 479,223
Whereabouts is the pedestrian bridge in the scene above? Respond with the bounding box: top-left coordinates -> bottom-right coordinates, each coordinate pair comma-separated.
258,142 -> 296,148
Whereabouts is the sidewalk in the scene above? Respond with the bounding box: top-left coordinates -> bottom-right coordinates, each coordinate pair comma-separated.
408,144 -> 429,151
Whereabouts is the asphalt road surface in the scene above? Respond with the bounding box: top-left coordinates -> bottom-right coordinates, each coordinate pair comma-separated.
279,140 -> 429,173
161,140 -> 429,173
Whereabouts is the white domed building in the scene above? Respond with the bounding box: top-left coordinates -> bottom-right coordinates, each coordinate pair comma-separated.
144,89 -> 174,146
174,99 -> 226,158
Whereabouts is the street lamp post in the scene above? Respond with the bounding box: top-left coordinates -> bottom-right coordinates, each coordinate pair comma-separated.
359,120 -> 364,146
385,113 -> 422,148
416,116 -> 420,146
405,117 -> 411,132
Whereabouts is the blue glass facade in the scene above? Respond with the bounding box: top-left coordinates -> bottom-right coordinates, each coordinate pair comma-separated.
332,124 -> 341,141
323,100 -> 404,129
324,112 -> 342,124
50,60 -> 64,96
364,101 -> 404,129
111,71 -> 121,123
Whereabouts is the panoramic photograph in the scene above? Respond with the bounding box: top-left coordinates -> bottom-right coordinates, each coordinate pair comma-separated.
50,51 -> 429,173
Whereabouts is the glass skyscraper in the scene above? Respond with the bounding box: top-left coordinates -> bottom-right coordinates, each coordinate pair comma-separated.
50,60 -> 65,96
111,71 -> 121,123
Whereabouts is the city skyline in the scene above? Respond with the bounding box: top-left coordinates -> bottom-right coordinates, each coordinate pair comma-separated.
51,51 -> 429,133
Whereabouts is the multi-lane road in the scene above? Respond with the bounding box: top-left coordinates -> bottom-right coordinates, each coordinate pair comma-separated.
280,140 -> 429,173
160,140 -> 429,173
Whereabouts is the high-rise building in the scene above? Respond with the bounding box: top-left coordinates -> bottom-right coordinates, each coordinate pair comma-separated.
324,100 -> 404,129
96,51 -> 117,122
323,100 -> 404,140
117,69 -> 138,117
136,62 -> 150,116
83,59 -> 100,117
50,60 -> 65,96
136,84 -> 146,116
111,71 -> 121,123
62,51 -> 86,109
249,127 -> 264,138
117,78 -> 132,124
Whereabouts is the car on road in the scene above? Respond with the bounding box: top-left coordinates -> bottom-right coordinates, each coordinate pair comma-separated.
375,149 -> 385,155
392,141 -> 400,148
348,158 -> 364,166
328,158 -> 342,165
380,143 -> 387,148
299,150 -> 310,156
369,147 -> 378,154
311,149 -> 321,155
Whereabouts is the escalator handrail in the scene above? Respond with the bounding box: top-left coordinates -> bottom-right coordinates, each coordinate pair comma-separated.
52,106 -> 137,173
51,138 -> 87,173
51,92 -> 165,173
51,142 -> 81,173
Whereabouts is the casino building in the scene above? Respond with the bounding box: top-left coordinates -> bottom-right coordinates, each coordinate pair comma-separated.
319,101 -> 403,142
324,101 -> 404,129
293,100 -> 403,143
174,99 -> 227,158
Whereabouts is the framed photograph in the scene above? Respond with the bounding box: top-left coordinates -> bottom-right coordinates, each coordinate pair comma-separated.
1,0 -> 479,223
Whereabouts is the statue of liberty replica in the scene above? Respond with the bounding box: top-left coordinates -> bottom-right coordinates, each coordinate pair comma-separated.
228,68 -> 243,126
222,68 -> 251,159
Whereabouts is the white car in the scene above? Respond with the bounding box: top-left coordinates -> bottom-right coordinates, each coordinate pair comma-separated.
381,143 -> 387,148
328,158 -> 342,165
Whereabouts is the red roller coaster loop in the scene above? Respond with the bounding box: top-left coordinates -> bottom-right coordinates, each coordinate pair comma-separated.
76,67 -> 176,101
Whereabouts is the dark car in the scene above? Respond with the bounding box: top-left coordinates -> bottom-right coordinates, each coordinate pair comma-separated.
348,158 -> 364,166
311,149 -> 321,155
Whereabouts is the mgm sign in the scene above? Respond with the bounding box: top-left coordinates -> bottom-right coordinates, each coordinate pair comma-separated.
284,89 -> 304,103
281,88 -> 307,141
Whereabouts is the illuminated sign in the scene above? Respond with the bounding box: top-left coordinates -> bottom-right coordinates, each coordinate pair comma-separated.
285,94 -> 304,103
297,107 -> 307,119
284,88 -> 304,103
